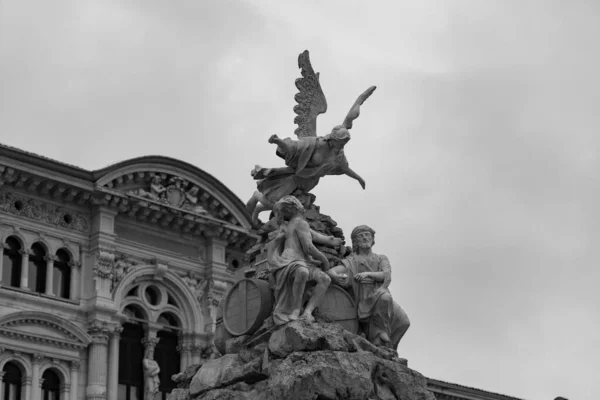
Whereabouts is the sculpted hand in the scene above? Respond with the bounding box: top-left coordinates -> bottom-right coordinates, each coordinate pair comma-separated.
358,178 -> 366,190
268,134 -> 279,144
330,237 -> 344,247
354,272 -> 371,282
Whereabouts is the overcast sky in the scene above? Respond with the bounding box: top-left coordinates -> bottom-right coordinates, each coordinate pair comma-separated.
1,1 -> 598,399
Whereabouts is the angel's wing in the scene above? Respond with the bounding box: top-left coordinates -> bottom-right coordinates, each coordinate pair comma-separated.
341,85 -> 377,130
293,50 -> 328,138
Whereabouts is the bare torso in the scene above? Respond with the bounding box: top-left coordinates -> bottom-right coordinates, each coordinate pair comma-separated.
282,217 -> 310,261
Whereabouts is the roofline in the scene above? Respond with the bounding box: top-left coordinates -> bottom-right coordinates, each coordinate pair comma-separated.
427,378 -> 525,400
0,142 -> 92,180
0,143 -> 253,225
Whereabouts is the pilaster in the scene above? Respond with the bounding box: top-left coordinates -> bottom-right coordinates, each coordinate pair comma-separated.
107,325 -> 123,400
31,353 -> 43,400
86,321 -> 110,400
70,361 -> 80,400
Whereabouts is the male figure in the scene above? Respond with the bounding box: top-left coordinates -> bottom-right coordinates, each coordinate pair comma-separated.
328,225 -> 410,349
267,195 -> 340,324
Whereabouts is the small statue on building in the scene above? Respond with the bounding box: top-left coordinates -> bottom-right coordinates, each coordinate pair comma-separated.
142,346 -> 161,400
246,50 -> 376,225
327,225 -> 410,350
131,175 -> 166,202
267,195 -> 342,324
183,186 -> 209,214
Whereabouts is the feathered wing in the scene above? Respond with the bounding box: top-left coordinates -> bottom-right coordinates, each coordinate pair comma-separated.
293,50 -> 328,138
341,85 -> 377,130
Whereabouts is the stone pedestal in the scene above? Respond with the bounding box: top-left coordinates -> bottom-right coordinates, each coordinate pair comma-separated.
170,321 -> 435,400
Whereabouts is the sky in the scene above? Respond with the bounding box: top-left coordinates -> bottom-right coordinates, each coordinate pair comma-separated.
0,1 -> 598,399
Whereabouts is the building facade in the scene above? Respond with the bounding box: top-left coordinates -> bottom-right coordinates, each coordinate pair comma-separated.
0,143 -> 529,400
0,144 -> 257,400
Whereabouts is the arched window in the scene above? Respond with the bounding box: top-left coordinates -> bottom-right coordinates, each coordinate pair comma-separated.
118,323 -> 145,400
28,243 -> 47,293
2,236 -> 22,288
2,361 -> 22,400
41,369 -> 61,400
54,249 -> 71,299
155,329 -> 180,399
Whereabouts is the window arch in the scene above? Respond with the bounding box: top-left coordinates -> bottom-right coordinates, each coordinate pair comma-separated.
41,369 -> 61,400
29,242 -> 47,293
2,236 -> 22,288
53,249 -> 71,299
2,361 -> 23,400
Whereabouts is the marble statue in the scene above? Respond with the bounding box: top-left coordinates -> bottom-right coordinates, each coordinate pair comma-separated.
267,195 -> 342,325
142,346 -> 161,400
327,225 -> 410,350
246,50 -> 376,224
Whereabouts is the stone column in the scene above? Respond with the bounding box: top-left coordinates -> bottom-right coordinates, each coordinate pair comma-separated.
31,353 -> 43,400
70,361 -> 80,400
0,242 -> 5,286
69,260 -> 81,300
45,254 -> 56,295
107,326 -> 123,400
19,248 -> 31,289
23,376 -> 32,400
86,321 -> 110,400
191,344 -> 203,365
177,343 -> 192,371
0,371 -> 5,400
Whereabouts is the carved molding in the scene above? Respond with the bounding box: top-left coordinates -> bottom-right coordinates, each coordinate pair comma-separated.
93,250 -> 115,280
0,191 -> 89,232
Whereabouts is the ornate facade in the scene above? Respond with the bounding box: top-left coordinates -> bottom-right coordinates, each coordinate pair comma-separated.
0,143 -> 256,400
0,143 -> 528,400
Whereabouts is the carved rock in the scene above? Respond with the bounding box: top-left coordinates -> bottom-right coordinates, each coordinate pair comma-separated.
180,321 -> 430,400
268,320 -> 350,357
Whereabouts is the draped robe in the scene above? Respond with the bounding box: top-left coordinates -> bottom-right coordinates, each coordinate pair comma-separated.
341,253 -> 410,350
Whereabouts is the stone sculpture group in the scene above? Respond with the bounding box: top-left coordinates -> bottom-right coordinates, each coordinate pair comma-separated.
244,50 -> 409,351
170,50 -> 434,400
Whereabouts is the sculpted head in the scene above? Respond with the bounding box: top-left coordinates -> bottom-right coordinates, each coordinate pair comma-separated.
273,195 -> 304,221
351,225 -> 376,253
325,125 -> 351,149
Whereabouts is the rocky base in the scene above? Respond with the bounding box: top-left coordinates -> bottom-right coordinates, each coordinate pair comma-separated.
169,321 -> 435,400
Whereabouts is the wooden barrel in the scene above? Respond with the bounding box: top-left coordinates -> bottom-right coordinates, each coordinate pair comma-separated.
315,284 -> 358,334
214,318 -> 232,355
223,279 -> 273,336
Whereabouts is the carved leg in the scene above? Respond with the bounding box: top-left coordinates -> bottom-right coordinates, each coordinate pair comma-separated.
301,271 -> 331,322
246,191 -> 259,213
290,267 -> 309,320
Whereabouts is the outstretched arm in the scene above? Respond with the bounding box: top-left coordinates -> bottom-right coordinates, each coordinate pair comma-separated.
344,166 -> 366,189
311,229 -> 344,247
268,134 -> 294,155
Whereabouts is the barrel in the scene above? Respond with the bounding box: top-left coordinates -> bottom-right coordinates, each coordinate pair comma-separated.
315,284 -> 358,334
214,319 -> 232,355
223,278 -> 273,336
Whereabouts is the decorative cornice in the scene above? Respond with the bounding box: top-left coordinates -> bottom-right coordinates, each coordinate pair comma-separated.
0,191 -> 89,232
0,329 -> 88,351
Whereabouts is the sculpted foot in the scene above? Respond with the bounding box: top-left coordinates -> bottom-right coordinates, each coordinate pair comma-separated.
299,312 -> 315,323
289,309 -> 301,321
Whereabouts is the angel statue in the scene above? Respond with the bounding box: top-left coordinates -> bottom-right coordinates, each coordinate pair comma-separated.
246,50 -> 376,225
